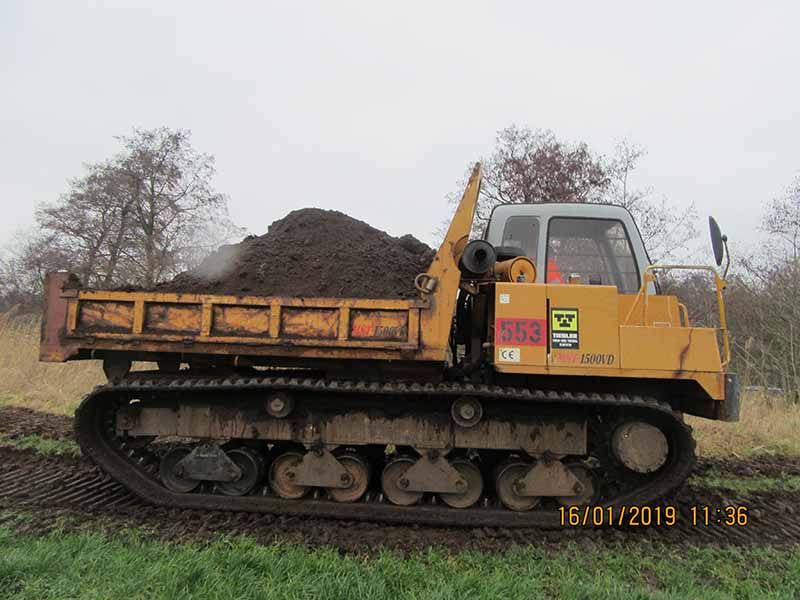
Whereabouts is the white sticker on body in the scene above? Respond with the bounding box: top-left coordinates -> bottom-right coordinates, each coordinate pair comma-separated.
498,347 -> 521,362
499,293 -> 511,304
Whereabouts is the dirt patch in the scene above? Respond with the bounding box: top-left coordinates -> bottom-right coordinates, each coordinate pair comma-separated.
696,455 -> 800,478
156,209 -> 435,298
1,408 -> 799,554
1,444 -> 799,554
0,406 -> 73,441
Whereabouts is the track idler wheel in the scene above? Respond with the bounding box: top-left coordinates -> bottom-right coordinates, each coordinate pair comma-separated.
495,461 -> 540,512
612,421 -> 669,473
381,456 -> 424,506
160,447 -> 200,494
439,459 -> 483,509
327,453 -> 370,503
268,451 -> 308,499
218,447 -> 265,496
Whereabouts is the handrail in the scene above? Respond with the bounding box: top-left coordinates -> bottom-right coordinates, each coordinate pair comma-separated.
623,265 -> 731,368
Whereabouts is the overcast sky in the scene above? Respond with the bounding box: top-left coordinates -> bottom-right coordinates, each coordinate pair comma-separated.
1,1 -> 798,258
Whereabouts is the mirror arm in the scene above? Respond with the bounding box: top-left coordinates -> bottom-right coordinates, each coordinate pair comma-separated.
722,236 -> 731,279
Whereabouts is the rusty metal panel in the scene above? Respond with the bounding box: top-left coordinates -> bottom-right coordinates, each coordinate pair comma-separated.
76,300 -> 135,333
177,404 -> 211,437
350,309 -> 409,341
212,304 -> 271,337
121,404 -> 586,457
144,303 -> 202,335
280,307 -> 339,339
455,420 -> 586,455
40,272 -> 80,362
117,406 -> 178,435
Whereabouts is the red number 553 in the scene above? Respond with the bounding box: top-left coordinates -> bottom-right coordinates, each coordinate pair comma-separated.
495,318 -> 547,347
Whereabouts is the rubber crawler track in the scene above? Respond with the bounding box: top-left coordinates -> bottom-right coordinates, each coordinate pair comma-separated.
74,373 -> 698,528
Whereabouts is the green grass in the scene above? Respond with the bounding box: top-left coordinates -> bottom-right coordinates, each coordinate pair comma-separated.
691,473 -> 800,494
0,527 -> 798,600
0,434 -> 79,457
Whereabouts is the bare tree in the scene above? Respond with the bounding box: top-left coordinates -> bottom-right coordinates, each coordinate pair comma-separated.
762,174 -> 800,261
30,127 -> 242,290
472,126 -> 608,234
605,141 -> 697,261
451,128 -> 696,261
0,229 -> 70,309
36,162 -> 134,286
116,128 -> 236,286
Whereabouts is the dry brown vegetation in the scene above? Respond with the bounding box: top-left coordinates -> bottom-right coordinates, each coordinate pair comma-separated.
688,392 -> 800,456
1,312 -> 798,455
0,312 -> 103,415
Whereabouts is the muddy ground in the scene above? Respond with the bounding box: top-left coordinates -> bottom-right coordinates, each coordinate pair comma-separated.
1,406 -> 798,554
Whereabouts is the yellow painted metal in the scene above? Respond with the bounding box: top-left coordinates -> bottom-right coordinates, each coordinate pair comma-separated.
620,326 -> 722,372
493,283 -> 548,366
494,257 -> 536,283
492,281 -> 727,400
417,163 -> 483,361
547,284 -> 619,368
624,265 -> 731,367
40,164 -> 731,406
618,294 -> 682,327
66,291 -> 423,352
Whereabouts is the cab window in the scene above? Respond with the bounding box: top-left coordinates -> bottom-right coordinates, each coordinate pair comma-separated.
546,218 -> 640,293
500,216 -> 540,260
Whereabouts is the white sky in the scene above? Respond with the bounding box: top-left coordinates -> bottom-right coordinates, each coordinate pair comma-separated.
1,1 -> 798,258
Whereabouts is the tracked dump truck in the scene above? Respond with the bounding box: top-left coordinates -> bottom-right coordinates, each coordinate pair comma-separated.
40,165 -> 738,527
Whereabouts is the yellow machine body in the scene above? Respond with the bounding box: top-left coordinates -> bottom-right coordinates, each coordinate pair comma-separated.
40,164 -> 737,420
493,282 -> 725,401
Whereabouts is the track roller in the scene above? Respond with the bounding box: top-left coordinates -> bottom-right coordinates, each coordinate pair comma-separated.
495,461 -> 540,512
439,459 -> 483,508
268,451 -> 308,499
159,447 -> 200,494
218,447 -> 265,496
327,453 -> 370,503
381,456 -> 424,506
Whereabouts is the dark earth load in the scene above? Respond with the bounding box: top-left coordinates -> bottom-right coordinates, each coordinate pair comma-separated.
157,208 -> 435,299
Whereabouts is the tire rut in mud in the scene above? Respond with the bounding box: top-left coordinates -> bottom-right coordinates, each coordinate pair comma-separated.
0,440 -> 798,554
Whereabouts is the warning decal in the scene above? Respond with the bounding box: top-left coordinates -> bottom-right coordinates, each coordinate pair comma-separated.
550,308 -> 579,349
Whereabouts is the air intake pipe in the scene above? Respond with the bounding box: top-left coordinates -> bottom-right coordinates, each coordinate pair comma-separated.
458,240 -> 497,276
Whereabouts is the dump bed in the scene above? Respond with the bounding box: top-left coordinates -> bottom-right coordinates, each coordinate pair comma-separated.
38,166 -> 480,368
40,272 -> 437,364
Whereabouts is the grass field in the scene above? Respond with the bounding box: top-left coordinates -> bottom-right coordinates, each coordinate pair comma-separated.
1,312 -> 798,599
1,528 -> 798,600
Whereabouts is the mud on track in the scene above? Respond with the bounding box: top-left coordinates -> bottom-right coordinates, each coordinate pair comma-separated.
1,407 -> 799,554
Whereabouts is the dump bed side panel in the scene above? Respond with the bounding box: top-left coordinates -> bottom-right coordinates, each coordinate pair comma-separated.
40,272 -> 436,363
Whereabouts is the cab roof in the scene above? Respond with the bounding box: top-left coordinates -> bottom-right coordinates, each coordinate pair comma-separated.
488,202 -> 636,222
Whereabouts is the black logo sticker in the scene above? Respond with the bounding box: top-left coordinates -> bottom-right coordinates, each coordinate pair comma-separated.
550,308 -> 579,349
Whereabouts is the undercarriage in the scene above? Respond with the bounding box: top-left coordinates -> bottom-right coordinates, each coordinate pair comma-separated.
74,371 -> 696,528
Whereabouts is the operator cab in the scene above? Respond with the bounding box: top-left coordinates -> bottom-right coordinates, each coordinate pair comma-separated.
483,204 -> 651,294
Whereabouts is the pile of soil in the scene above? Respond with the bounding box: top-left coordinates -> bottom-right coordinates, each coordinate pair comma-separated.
158,209 -> 435,298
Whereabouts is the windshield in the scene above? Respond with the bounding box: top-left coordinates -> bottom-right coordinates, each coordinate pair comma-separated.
546,217 -> 640,293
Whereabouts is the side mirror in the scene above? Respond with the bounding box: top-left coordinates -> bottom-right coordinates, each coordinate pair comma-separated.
708,216 -> 726,267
